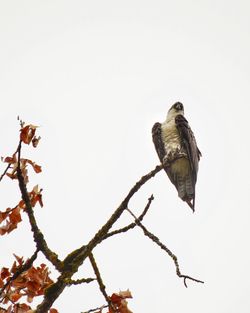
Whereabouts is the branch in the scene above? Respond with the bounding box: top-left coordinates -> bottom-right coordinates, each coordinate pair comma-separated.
36,165 -> 163,312
89,252 -> 110,306
0,139 -> 21,183
81,304 -> 108,313
0,163 -> 12,182
126,208 -> 204,287
103,195 -> 154,240
65,278 -> 96,286
16,141 -> 62,272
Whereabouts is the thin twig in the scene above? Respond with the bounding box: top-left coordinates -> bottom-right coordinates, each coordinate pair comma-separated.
16,140 -> 62,272
103,195 -> 154,240
81,304 -> 109,313
126,208 -> 204,287
0,140 -> 21,183
0,163 -> 12,182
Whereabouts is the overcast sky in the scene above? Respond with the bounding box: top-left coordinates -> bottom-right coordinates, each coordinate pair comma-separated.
1,1 -> 250,312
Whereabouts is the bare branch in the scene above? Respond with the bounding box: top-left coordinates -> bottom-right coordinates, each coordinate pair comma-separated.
0,163 -> 12,182
89,252 -> 110,305
81,304 -> 108,313
103,195 -> 154,240
65,278 -> 96,286
0,140 -> 21,183
16,141 -> 62,272
126,208 -> 204,287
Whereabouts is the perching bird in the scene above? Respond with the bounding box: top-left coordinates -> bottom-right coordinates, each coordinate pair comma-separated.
152,102 -> 201,211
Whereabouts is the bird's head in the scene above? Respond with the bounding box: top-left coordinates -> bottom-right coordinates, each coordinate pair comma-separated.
166,102 -> 184,121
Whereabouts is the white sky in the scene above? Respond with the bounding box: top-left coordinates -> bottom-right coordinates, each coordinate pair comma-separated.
1,1 -> 250,312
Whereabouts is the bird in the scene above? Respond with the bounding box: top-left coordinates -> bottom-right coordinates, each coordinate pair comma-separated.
152,102 -> 201,211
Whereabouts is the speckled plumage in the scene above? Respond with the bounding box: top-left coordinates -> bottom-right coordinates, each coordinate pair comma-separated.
152,102 -> 201,211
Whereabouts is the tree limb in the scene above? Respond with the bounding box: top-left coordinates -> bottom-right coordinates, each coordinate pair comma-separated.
126,208 -> 204,287
103,194 -> 154,240
35,165 -> 163,312
16,141 -> 63,272
89,252 -> 110,306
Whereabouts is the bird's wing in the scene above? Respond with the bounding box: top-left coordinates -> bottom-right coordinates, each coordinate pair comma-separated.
152,122 -> 165,162
175,114 -> 201,183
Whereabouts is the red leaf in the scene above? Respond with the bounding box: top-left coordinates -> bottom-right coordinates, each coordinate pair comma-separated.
25,159 -> 42,173
0,227 -> 7,235
0,211 -> 9,223
4,156 -> 17,164
10,292 -> 22,302
0,278 -> 4,288
1,267 -> 10,280
110,293 -> 123,304
9,207 -> 22,224
49,309 -> 58,313
20,125 -> 37,145
13,254 -> 24,266
33,164 -> 42,173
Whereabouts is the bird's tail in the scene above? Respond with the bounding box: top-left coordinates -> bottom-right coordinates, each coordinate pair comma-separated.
176,174 -> 195,212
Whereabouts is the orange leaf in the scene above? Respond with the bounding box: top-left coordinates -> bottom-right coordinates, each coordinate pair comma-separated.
20,125 -> 37,145
0,227 -> 7,235
49,309 -> 58,313
26,280 -> 40,293
0,211 -> 9,223
0,278 -> 4,288
10,292 -> 22,302
6,172 -> 17,180
33,164 -> 42,173
4,156 -> 17,164
25,159 -> 42,173
1,267 -> 10,280
9,207 -> 22,224
110,293 -> 122,304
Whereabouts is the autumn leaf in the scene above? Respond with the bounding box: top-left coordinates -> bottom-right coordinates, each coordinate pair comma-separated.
108,290 -> 133,313
25,159 -> 42,173
9,207 -> 22,224
1,256 -> 54,308
0,278 -> 4,288
0,207 -> 22,236
1,267 -> 10,280
0,211 -> 9,223
29,185 -> 43,208
20,125 -> 38,145
4,156 -> 17,164
32,136 -> 41,148
10,292 -> 22,302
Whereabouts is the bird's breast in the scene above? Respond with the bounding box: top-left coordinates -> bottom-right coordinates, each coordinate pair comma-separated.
161,119 -> 181,154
